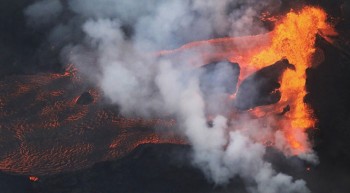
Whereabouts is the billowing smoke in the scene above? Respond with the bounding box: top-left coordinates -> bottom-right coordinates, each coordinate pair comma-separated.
25,0 -> 311,192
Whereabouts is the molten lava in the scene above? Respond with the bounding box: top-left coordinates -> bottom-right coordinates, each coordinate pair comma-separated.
29,176 -> 39,182
0,70 -> 182,175
159,6 -> 336,155
246,6 -> 336,154
0,6 -> 336,176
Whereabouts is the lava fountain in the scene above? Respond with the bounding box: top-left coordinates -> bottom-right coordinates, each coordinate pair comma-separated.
158,6 -> 336,156
248,7 -> 337,155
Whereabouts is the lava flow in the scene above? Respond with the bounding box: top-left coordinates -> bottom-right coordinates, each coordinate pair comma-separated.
247,7 -> 336,154
0,6 -> 336,175
159,6 -> 336,155
0,71 -> 182,175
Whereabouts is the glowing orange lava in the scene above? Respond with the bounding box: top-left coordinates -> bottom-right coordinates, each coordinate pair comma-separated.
29,176 -> 39,182
246,6 -> 336,154
159,6 -> 336,155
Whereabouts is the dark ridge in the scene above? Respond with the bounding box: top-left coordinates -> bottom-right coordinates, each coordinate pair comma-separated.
307,30 -> 350,161
234,59 -> 294,110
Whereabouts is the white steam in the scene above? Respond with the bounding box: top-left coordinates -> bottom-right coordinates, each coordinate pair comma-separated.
25,0 -> 312,192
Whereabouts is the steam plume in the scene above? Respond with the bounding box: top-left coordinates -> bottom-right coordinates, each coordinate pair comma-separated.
25,0 -> 311,192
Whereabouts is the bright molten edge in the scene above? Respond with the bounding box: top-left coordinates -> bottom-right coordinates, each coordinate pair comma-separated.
160,6 -> 336,155
248,7 -> 335,154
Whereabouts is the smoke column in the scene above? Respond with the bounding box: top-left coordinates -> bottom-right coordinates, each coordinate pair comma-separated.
25,1 -> 311,192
